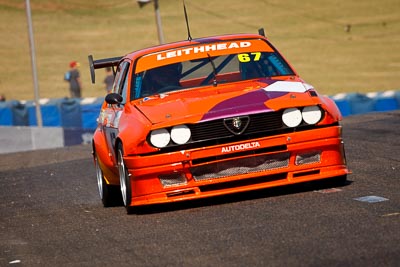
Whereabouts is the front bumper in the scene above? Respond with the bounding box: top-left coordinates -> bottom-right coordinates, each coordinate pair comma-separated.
124,125 -> 349,206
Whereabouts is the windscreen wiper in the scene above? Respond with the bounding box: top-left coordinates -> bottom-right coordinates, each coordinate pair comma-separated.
207,53 -> 217,87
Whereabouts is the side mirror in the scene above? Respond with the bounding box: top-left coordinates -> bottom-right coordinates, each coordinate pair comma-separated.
105,93 -> 123,105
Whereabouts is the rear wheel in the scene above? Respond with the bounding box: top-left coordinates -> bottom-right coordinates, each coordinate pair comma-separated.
94,152 -> 121,207
117,143 -> 133,213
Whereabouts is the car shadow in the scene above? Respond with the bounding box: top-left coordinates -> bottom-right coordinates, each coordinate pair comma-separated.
131,176 -> 352,215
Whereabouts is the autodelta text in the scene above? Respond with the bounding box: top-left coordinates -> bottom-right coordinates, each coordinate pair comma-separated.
221,141 -> 261,153
157,41 -> 252,61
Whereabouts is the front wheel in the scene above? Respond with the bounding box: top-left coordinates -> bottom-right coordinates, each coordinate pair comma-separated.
117,143 -> 133,213
94,152 -> 121,207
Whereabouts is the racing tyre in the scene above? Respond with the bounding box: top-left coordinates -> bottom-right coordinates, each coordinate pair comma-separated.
117,143 -> 133,214
94,152 -> 121,207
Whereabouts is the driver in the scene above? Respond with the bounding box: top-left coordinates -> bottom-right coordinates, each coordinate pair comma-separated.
240,61 -> 263,79
143,63 -> 182,95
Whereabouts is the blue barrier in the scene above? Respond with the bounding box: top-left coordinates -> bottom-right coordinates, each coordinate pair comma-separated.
346,93 -> 376,115
27,98 -> 83,127
332,94 -> 351,117
81,97 -> 103,130
395,91 -> 400,107
12,101 -> 29,125
60,98 -> 82,127
28,99 -> 61,127
0,101 -> 14,126
371,91 -> 399,112
1,91 -> 400,132
63,128 -> 94,146
331,91 -> 400,116
0,100 -> 29,126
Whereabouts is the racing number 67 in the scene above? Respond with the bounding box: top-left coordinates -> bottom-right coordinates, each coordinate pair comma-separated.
237,52 -> 261,62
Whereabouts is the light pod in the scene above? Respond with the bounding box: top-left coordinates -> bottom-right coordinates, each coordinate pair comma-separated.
282,108 -> 302,127
302,106 -> 322,125
171,125 -> 191,145
150,128 -> 170,148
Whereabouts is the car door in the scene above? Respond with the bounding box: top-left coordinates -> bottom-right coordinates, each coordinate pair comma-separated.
103,61 -> 130,164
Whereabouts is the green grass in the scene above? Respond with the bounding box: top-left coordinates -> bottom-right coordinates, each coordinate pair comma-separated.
1,0 -> 399,100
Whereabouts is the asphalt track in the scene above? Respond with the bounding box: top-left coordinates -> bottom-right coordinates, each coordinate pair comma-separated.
1,111 -> 399,267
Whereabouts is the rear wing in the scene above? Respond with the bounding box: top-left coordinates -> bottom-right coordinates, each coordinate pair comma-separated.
88,55 -> 122,84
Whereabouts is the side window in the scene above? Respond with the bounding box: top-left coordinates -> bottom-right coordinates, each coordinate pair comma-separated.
131,73 -> 144,100
119,65 -> 130,104
112,64 -> 124,93
113,61 -> 130,104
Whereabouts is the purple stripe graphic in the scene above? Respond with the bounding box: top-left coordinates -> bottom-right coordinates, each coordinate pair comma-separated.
201,89 -> 287,121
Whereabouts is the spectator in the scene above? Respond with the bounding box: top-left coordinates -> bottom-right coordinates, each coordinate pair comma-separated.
0,94 -> 5,102
64,61 -> 82,98
104,67 -> 114,94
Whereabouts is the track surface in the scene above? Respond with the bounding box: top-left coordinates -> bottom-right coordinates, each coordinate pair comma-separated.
1,112 -> 399,266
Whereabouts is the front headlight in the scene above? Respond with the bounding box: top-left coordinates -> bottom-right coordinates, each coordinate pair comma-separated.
302,106 -> 322,125
171,125 -> 191,145
150,128 -> 170,148
282,108 -> 302,127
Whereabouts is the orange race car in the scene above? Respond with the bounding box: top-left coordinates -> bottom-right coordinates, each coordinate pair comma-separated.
89,29 -> 349,213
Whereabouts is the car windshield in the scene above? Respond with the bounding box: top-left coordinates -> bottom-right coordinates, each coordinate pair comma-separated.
132,44 -> 295,99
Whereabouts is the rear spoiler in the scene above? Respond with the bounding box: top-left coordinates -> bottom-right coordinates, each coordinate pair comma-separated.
88,55 -> 122,84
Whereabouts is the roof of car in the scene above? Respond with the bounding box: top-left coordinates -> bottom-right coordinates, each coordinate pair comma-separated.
124,33 -> 267,60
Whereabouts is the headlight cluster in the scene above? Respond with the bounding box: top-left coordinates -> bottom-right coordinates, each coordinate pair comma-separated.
282,106 -> 322,128
150,125 -> 191,148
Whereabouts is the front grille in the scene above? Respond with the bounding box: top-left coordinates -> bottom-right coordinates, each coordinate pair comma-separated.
192,145 -> 287,165
190,111 -> 284,142
199,173 -> 288,192
191,152 -> 290,181
159,173 -> 187,187
295,151 -> 321,165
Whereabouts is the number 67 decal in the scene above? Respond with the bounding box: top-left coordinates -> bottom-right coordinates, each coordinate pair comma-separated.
237,52 -> 261,62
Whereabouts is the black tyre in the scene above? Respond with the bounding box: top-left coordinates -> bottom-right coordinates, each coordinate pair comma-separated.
94,152 -> 121,207
117,143 -> 133,214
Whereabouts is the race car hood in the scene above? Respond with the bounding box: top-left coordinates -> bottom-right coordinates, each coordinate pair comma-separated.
134,79 -> 321,126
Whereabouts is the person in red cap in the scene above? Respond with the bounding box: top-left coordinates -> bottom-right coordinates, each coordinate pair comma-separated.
64,61 -> 82,98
